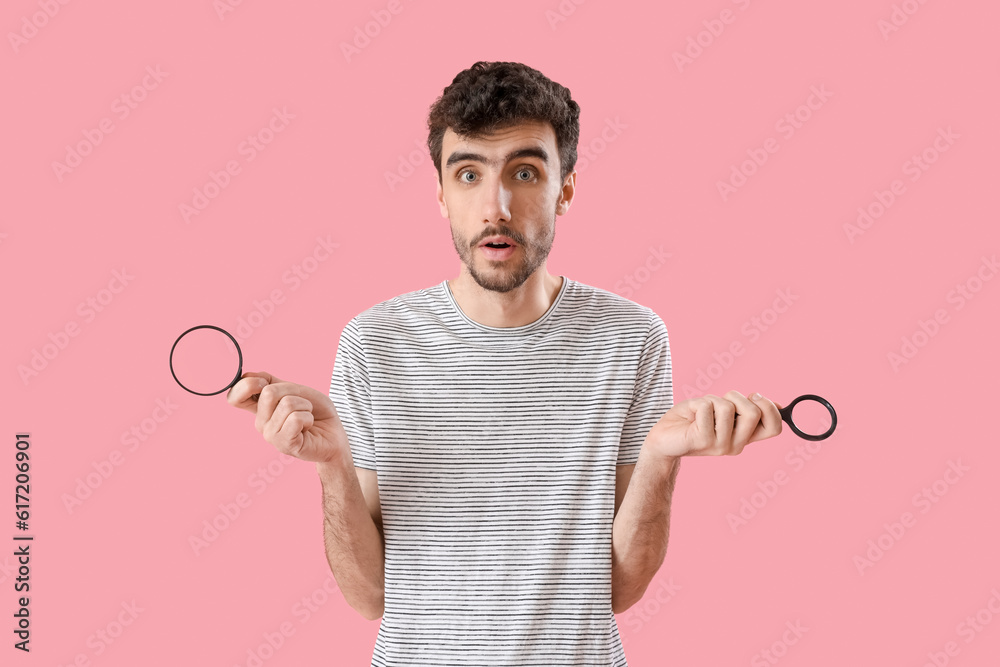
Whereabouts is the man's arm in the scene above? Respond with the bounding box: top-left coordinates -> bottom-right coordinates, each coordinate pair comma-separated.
319,316 -> 386,619
316,446 -> 386,621
611,442 -> 680,614
611,390 -> 784,614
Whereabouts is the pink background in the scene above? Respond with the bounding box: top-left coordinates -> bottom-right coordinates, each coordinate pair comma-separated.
3,1 -> 999,665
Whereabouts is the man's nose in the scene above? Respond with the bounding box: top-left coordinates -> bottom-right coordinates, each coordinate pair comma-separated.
478,175 -> 512,223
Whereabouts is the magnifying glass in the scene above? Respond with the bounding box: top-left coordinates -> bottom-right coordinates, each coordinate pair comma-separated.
777,394 -> 837,441
169,324 -> 259,399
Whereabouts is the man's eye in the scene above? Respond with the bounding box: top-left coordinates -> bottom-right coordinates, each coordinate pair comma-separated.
458,168 -> 534,183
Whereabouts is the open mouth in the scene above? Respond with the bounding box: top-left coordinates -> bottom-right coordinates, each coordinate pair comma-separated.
479,234 -> 517,249
479,238 -> 517,260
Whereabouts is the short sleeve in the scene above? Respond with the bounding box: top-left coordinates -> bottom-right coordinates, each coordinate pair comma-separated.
617,311 -> 673,466
328,318 -> 377,470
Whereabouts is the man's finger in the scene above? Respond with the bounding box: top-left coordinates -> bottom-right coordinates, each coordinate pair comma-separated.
724,390 -> 762,452
272,409 -> 316,456
707,394 -> 735,451
264,395 -> 313,443
693,397 -> 716,450
228,374 -> 270,411
747,393 -> 782,443
254,382 -> 283,433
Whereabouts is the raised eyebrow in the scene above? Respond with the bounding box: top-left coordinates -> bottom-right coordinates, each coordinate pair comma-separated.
445,146 -> 550,171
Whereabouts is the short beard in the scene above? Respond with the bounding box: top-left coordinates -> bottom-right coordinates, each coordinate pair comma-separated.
451,220 -> 555,294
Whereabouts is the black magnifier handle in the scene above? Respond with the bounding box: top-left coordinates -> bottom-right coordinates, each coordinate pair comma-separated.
777,394 -> 837,441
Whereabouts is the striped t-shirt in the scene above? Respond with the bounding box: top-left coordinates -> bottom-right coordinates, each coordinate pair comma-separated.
328,275 -> 673,667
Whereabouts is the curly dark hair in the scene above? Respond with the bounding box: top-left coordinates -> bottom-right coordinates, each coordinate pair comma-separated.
426,61 -> 581,185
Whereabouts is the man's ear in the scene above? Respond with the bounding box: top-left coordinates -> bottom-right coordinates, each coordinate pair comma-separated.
556,170 -> 577,216
436,177 -> 449,218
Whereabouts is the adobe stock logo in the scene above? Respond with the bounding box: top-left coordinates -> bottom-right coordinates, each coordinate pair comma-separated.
853,459 -> 970,576
716,85 -> 833,202
339,0 -> 415,63
918,588 -> 1000,667
618,577 -> 682,633
726,417 -> 830,535
55,600 -> 145,665
179,107 -> 295,223
233,574 -> 344,667
385,138 -> 429,192
680,288 -> 799,400
213,0 -> 248,21
545,0 -> 587,31
887,254 -> 997,373
51,66 -> 169,183
877,0 -> 933,40
672,0 -> 755,73
228,236 -> 339,343
575,116 -> 628,174
61,398 -> 179,514
750,620 -> 808,667
17,268 -> 135,385
189,452 -> 299,556
614,246 -> 671,299
8,0 -> 73,54
843,126 -> 958,244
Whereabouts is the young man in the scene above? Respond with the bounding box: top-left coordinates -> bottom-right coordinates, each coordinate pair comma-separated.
228,61 -> 783,666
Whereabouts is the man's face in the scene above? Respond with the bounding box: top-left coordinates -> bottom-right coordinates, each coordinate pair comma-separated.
437,120 -> 575,293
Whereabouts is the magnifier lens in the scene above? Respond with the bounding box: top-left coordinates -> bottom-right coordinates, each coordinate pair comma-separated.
171,327 -> 241,395
789,398 -> 833,438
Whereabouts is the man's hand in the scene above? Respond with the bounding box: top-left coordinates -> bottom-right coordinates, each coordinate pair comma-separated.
645,390 -> 783,458
227,371 -> 348,463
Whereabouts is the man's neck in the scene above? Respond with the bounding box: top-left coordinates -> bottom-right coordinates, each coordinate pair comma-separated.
448,270 -> 563,328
